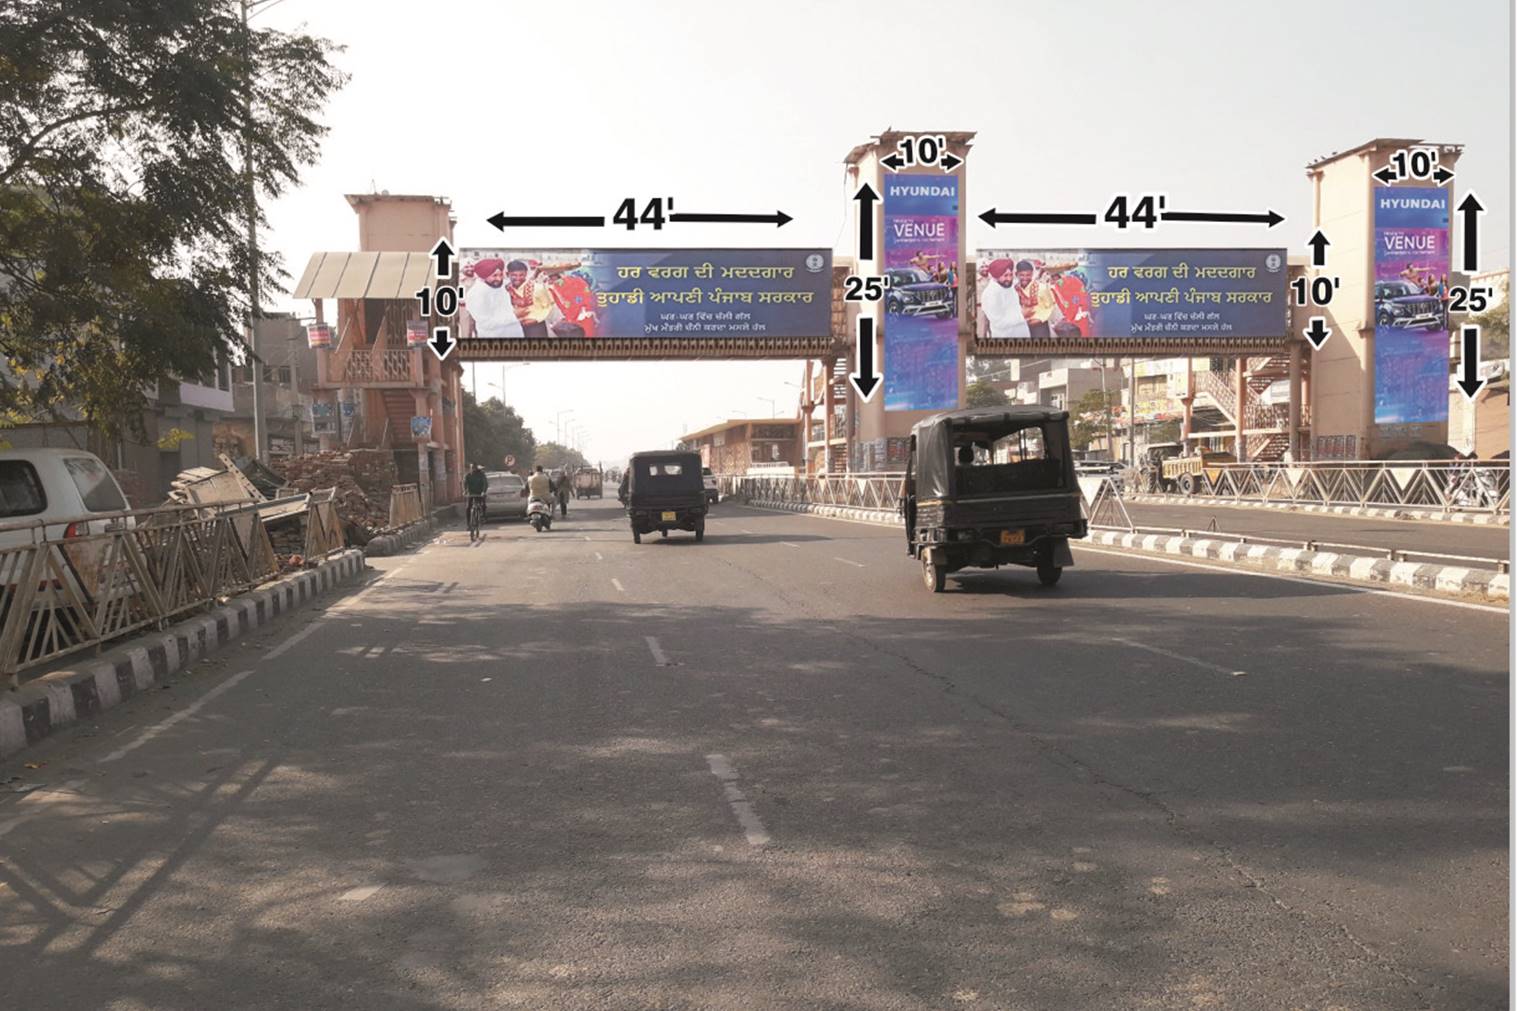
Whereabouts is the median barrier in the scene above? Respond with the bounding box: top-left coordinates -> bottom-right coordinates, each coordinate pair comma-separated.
0,549 -> 366,758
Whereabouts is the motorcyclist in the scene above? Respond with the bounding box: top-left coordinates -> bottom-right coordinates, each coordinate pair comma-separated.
526,465 -> 554,504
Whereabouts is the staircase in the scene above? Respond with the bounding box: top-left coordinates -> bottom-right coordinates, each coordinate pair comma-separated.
1190,355 -> 1306,463
829,356 -> 850,473
380,390 -> 415,447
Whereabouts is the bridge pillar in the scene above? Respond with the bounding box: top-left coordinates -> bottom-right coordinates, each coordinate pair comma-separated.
1288,343 -> 1303,459
1235,360 -> 1247,458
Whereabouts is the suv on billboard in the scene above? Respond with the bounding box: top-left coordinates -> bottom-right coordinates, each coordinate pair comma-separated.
885,267 -> 953,319
1374,280 -> 1443,330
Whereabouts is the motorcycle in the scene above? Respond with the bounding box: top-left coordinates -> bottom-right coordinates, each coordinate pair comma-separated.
527,496 -> 554,533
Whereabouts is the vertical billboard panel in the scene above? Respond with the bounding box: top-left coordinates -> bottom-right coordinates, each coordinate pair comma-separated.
1372,188 -> 1450,424
883,175 -> 959,411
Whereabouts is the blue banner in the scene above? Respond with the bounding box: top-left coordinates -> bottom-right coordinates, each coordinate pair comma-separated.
1371,188 -> 1450,425
976,249 -> 1288,340
884,175 -> 960,411
457,249 -> 831,340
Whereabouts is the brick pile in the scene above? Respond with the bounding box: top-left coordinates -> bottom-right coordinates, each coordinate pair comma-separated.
271,449 -> 399,543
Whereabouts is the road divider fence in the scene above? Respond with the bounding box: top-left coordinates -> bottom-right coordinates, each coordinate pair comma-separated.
1137,459 -> 1508,519
388,484 -> 425,528
0,495 -> 352,689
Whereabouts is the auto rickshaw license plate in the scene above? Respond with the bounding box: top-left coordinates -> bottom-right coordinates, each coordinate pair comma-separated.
661,511 -> 677,521
999,529 -> 1025,545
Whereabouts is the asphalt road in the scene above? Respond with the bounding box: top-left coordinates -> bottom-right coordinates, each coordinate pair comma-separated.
0,497 -> 1507,1010
1121,499 -> 1510,566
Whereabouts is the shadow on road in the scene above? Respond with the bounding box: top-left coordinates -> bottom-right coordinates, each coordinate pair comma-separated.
0,565 -> 1506,1010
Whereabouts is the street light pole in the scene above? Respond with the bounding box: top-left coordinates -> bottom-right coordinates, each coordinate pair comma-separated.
240,0 -> 265,460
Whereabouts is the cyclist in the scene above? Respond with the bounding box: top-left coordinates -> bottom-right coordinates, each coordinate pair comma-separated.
463,463 -> 488,538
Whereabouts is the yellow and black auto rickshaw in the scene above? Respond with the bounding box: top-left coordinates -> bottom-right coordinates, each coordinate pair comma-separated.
902,407 -> 1087,592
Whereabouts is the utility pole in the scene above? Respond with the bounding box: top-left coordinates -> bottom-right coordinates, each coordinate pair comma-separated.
1127,356 -> 1138,466
241,0 -> 266,460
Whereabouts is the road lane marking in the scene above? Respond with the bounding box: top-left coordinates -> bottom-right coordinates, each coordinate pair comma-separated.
263,621 -> 323,660
338,885 -> 384,902
705,754 -> 770,846
780,542 -> 800,548
98,669 -> 256,764
1072,544 -> 1508,614
611,578 -> 626,592
833,557 -> 865,568
645,636 -> 669,666
594,552 -> 603,561
1110,638 -> 1242,677
584,535 -> 591,542
741,528 -> 754,534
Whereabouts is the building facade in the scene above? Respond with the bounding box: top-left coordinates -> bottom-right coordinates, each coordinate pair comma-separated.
292,194 -> 468,507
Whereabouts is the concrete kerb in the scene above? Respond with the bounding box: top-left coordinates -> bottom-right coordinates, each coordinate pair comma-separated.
1123,492 -> 1509,527
362,517 -> 437,558
738,497 -> 1510,603
0,549 -> 367,760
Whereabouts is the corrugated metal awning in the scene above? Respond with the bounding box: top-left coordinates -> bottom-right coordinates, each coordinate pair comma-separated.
291,251 -> 434,300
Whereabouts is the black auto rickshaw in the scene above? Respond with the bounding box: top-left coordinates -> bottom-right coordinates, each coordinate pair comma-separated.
902,406 -> 1087,592
623,450 -> 708,544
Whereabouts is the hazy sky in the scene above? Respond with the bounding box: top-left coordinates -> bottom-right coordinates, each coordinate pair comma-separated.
259,0 -> 1512,466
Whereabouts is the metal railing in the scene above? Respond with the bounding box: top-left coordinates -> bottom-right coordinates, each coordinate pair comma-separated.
388,484 -> 425,528
720,472 -> 905,511
0,495 -> 350,688
1151,460 -> 1510,517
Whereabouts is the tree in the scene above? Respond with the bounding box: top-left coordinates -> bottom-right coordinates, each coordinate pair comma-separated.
1070,388 -> 1121,452
462,392 -> 535,471
965,381 -> 1010,408
534,441 -> 589,472
0,2 -> 346,438
1469,277 -> 1510,359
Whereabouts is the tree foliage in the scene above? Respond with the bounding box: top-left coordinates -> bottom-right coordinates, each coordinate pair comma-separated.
964,380 -> 1010,408
0,1 -> 346,436
1070,388 -> 1120,451
533,441 -> 590,472
462,392 -> 535,471
1469,277 -> 1510,359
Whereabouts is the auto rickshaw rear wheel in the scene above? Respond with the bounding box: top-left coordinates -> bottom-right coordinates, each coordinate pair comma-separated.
633,530 -> 641,544
1037,560 -> 1062,587
695,522 -> 705,543
922,556 -> 945,593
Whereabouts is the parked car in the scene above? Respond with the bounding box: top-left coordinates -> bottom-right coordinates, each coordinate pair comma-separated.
886,267 -> 953,318
1374,280 -> 1443,331
0,448 -> 132,548
483,471 -> 527,521
701,466 -> 720,504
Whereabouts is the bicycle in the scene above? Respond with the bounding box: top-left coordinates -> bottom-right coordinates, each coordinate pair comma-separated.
466,494 -> 485,541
